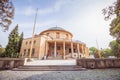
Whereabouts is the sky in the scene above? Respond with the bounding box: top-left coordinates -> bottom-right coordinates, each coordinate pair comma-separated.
0,0 -> 115,48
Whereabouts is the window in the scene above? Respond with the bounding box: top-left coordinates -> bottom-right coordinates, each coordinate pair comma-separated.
24,49 -> 26,56
57,46 -> 61,50
29,41 -> 31,44
32,48 -> 35,56
51,46 -> 54,50
74,49 -> 76,53
47,33 -> 49,36
69,48 -> 71,53
26,41 -> 28,45
80,55 -> 81,58
56,32 -> 60,38
66,34 -> 68,39
65,47 -> 67,50
27,49 -> 30,56
34,40 -> 36,44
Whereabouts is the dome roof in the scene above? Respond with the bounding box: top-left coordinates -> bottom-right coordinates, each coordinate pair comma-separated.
47,27 -> 65,31
40,26 -> 73,37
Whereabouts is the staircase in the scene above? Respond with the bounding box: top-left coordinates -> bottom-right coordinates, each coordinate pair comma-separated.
47,56 -> 63,60
13,65 -> 85,71
47,55 -> 75,60
12,59 -> 86,71
24,60 -> 76,65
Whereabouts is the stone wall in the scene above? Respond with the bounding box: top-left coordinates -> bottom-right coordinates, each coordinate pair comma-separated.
0,58 -> 24,70
77,58 -> 120,69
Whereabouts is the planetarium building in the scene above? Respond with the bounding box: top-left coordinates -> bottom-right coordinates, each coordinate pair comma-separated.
20,27 -> 89,59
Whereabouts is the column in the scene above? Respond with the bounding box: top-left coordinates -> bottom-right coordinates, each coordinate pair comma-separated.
63,40 -> 66,59
54,41 -> 57,57
84,47 -> 86,57
45,41 -> 48,56
44,40 -> 47,60
82,45 -> 84,57
71,41 -> 73,57
38,36 -> 41,59
77,43 -> 80,59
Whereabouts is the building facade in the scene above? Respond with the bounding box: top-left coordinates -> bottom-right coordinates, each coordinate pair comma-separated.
20,27 -> 89,59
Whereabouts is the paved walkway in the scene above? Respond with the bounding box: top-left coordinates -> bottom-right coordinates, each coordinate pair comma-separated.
25,60 -> 76,65
0,69 -> 120,80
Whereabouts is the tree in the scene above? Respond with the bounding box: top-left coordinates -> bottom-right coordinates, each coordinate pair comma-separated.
18,32 -> 23,53
110,16 -> 120,43
89,47 -> 97,55
103,0 -> 120,43
5,25 -> 19,57
94,50 -> 101,58
0,44 -> 2,48
101,48 -> 113,58
0,47 -> 5,57
109,40 -> 120,58
0,0 -> 14,31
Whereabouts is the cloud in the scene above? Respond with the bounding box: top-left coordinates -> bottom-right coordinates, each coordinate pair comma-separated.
54,0 -> 67,11
24,7 -> 35,16
15,0 -> 72,16
16,6 -> 54,16
38,8 -> 53,15
15,6 -> 35,16
19,20 -> 56,28
15,20 -> 56,38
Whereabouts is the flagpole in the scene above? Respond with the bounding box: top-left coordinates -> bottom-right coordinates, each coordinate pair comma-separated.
29,8 -> 38,58
96,39 -> 99,50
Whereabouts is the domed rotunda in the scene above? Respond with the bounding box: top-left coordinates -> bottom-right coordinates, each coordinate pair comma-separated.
20,27 -> 89,59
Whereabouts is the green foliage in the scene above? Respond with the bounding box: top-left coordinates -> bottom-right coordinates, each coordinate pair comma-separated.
5,25 -> 20,58
18,32 -> 24,52
103,0 -> 120,20
4,25 -> 24,58
101,48 -> 113,58
89,47 -> 97,55
103,0 -> 120,43
110,16 -> 120,43
109,40 -> 120,58
0,47 -> 5,57
89,47 -> 113,58
103,0 -> 120,58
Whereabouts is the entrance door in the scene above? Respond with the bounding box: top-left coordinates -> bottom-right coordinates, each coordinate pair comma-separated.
69,48 -> 71,53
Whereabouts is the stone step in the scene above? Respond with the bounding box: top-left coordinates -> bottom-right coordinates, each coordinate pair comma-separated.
18,65 -> 81,69
12,65 -> 86,71
25,60 -> 76,65
47,56 -> 63,60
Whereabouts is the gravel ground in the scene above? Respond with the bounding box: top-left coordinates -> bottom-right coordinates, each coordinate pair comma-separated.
0,69 -> 120,80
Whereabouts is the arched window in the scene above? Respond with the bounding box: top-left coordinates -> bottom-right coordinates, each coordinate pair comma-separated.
66,34 -> 68,39
46,33 -> 49,36
56,32 -> 60,38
